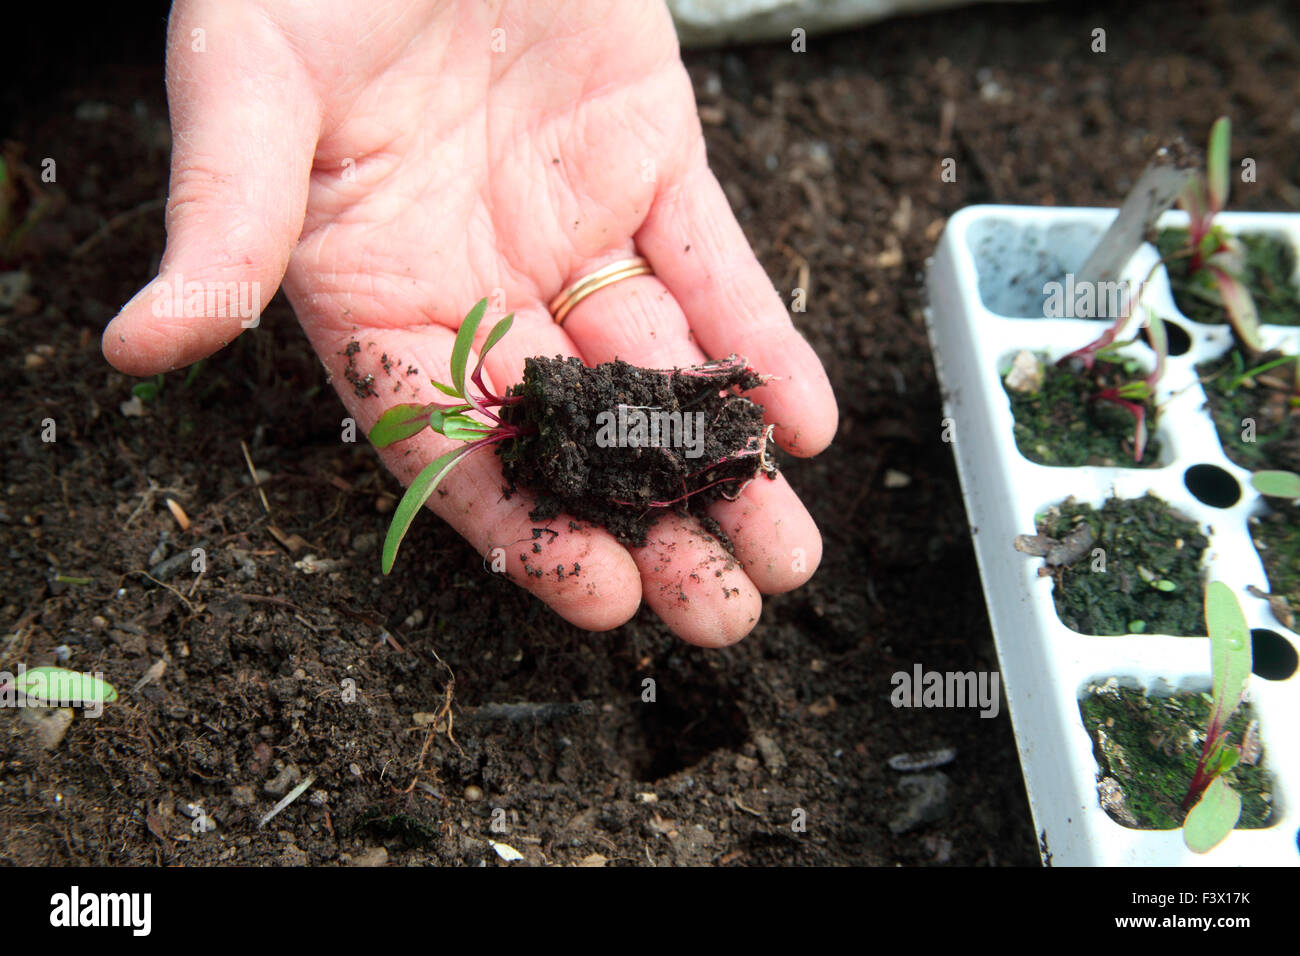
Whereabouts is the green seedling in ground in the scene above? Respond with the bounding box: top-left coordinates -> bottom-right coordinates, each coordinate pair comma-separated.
1223,351 -> 1299,396
132,373 -> 164,402
368,298 -> 531,573
1168,117 -> 1264,352
1251,469 -> 1300,499
0,666 -> 118,707
1182,581 -> 1253,853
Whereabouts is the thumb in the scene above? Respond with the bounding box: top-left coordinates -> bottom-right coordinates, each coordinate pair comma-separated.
103,0 -> 321,375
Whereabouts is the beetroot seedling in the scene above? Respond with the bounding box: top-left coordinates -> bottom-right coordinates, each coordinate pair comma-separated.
1166,117 -> 1264,352
1056,276 -> 1169,463
370,299 -> 779,571
369,298 -> 531,572
1181,581 -> 1253,853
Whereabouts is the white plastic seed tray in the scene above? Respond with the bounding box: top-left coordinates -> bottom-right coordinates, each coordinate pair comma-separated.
925,204 -> 1300,866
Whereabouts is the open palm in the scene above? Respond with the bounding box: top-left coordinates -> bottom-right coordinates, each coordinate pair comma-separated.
104,0 -> 837,646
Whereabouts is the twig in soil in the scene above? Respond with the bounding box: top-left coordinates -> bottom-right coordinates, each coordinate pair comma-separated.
466,700 -> 596,723
404,676 -> 461,794
240,441 -> 271,515
128,570 -> 198,615
258,774 -> 316,829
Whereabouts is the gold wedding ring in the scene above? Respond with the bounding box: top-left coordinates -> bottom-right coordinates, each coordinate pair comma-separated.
549,256 -> 653,326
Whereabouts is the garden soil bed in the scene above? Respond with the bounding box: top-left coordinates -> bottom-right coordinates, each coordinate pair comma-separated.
4,0 -> 1300,866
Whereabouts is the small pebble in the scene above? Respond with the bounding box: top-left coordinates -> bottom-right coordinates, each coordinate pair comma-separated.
464,785 -> 484,802
888,747 -> 957,772
883,469 -> 912,489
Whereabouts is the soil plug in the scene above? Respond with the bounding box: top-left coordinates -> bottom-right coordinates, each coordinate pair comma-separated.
370,298 -> 779,567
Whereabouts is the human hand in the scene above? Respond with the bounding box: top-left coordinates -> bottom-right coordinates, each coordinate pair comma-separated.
102,0 -> 837,646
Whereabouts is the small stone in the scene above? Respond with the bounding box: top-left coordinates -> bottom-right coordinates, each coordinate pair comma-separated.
230,785 -> 257,807
883,469 -> 912,489
1095,727 -> 1131,776
119,396 -> 146,418
754,734 -> 785,775
1098,776 -> 1138,826
280,845 -> 309,867
888,747 -> 957,772
20,707 -> 74,749
294,554 -> 346,574
350,531 -> 379,554
0,271 -> 32,309
734,755 -> 759,773
463,785 -> 484,802
1004,350 -> 1043,393
352,846 -> 389,867
264,764 -> 302,796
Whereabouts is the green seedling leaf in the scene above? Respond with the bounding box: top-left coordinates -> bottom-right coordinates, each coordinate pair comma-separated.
1210,268 -> 1263,353
1129,620 -> 1146,633
1206,116 -> 1231,213
439,414 -> 493,442
132,382 -> 159,402
1212,746 -> 1240,776
1183,775 -> 1241,854
182,359 -> 205,390
370,403 -> 436,448
7,666 -> 118,705
471,314 -> 516,385
1205,580 -> 1252,730
1154,579 -> 1177,592
430,379 -> 463,399
427,406 -> 472,433
1252,470 -> 1300,499
450,298 -> 489,398
381,447 -> 473,574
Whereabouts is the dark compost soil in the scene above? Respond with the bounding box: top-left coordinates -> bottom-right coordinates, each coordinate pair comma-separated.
1033,495 -> 1209,637
4,0 -> 1300,867
1199,347 -> 1300,474
500,356 -> 773,547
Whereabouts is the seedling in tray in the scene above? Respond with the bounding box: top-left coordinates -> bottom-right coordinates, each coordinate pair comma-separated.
369,298 -> 778,572
1181,581 -> 1254,853
1159,117 -> 1265,351
1041,284 -> 1169,464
